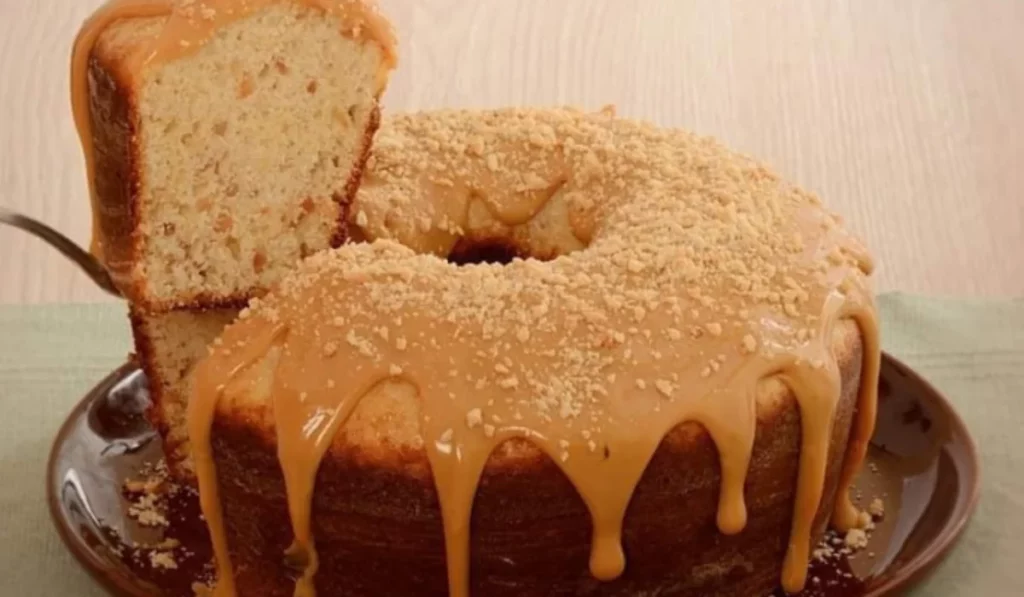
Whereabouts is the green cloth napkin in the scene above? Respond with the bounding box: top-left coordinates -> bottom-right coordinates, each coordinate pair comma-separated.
0,294 -> 1021,596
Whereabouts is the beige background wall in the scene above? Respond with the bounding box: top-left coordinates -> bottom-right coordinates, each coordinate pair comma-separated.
1,0 -> 1021,303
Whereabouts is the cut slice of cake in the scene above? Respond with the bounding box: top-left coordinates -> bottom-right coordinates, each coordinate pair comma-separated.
130,306 -> 240,476
74,0 -> 396,310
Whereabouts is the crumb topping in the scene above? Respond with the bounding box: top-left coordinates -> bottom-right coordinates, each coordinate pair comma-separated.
194,107 -> 879,597
221,107 -> 874,444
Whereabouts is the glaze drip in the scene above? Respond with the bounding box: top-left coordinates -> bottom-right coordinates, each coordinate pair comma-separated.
187,107 -> 881,597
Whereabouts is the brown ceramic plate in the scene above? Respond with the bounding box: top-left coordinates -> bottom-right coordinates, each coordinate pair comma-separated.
47,353 -> 980,597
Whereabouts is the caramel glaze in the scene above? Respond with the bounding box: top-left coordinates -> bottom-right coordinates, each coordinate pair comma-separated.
70,0 -> 396,275
190,108 -> 881,597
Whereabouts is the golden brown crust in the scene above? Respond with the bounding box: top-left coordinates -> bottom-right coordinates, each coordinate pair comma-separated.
129,308 -> 165,447
209,330 -> 863,596
330,103 -> 381,250
87,50 -> 145,303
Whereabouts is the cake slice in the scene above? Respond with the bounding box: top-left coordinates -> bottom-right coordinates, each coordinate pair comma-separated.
130,306 -> 240,476
74,0 -> 396,310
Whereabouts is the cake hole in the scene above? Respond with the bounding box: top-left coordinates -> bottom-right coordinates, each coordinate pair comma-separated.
307,79 -> 319,94
447,239 -> 531,266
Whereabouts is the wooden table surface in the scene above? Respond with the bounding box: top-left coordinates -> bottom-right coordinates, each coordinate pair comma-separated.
1,0 -> 1021,304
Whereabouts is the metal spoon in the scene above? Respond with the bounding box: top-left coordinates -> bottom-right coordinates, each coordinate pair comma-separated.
0,206 -> 122,298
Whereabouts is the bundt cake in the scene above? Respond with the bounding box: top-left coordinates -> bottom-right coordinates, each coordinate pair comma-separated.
185,108 -> 881,597
71,0 -> 396,310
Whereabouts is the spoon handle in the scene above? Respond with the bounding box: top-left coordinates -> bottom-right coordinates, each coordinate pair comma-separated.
0,206 -> 123,298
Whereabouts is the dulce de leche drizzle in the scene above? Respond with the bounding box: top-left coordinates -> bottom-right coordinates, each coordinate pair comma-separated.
70,0 -> 396,267
189,108 -> 881,596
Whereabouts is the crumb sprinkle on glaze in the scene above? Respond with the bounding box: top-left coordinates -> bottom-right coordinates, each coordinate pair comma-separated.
190,107 -> 880,597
